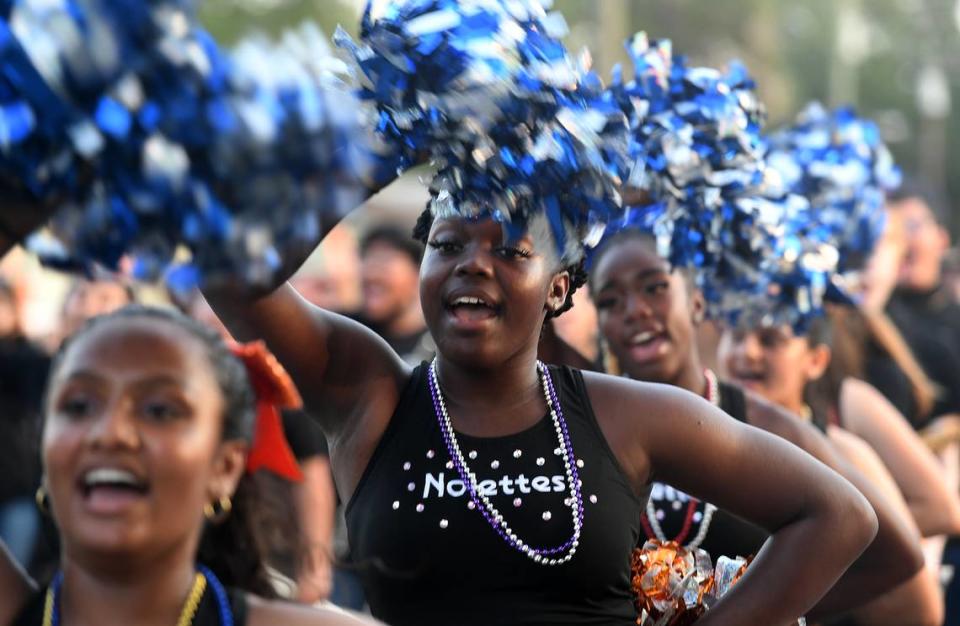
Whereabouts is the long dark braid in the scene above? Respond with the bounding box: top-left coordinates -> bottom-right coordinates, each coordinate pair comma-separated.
413,207 -> 587,319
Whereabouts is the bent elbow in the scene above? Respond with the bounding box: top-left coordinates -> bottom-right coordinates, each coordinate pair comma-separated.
849,491 -> 880,555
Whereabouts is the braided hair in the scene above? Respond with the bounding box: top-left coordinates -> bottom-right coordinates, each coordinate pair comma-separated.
412,207 -> 587,319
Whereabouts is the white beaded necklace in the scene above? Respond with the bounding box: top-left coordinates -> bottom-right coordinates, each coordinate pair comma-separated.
644,369 -> 720,550
428,360 -> 584,566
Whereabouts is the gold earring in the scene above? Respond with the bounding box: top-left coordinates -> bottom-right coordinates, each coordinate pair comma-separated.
35,485 -> 50,515
203,495 -> 233,524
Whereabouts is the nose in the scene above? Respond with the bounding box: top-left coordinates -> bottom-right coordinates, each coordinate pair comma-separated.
733,330 -> 764,362
623,291 -> 654,322
454,245 -> 494,279
85,400 -> 140,451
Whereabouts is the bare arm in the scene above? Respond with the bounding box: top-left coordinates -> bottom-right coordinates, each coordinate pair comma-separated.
829,426 -> 943,626
841,377 -> 960,537
0,541 -> 35,626
584,374 -> 878,626
295,456 -> 338,603
207,284 -> 411,500
248,595 -> 384,626
744,391 -> 924,618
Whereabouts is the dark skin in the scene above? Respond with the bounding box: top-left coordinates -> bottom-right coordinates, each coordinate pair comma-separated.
589,234 -> 924,618
202,216 -> 881,625
0,197 -> 879,623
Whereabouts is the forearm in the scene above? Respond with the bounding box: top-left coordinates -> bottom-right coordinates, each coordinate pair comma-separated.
849,566 -> 943,626
805,465 -> 922,617
797,433 -> 923,611
699,499 -> 875,626
295,458 -> 337,602
842,380 -> 960,536
297,457 -> 336,561
908,496 -> 960,537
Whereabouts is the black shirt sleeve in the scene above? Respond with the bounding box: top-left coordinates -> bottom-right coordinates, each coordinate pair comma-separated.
864,354 -> 919,427
280,409 -> 328,460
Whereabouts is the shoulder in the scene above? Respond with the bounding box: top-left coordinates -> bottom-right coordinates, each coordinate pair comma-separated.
827,426 -> 876,460
841,377 -> 886,404
578,371 -> 737,491
579,370 -> 706,416
742,388 -> 828,453
838,377 -> 902,431
246,595 -> 382,626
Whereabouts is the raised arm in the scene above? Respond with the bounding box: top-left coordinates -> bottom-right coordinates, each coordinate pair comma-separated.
743,390 -> 924,618
206,283 -> 411,502
585,373 -> 879,625
840,376 -> 960,537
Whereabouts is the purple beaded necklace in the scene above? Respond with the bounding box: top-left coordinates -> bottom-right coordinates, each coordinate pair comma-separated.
427,359 -> 584,566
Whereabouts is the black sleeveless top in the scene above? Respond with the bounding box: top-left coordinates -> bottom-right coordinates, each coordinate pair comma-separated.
345,363 -> 642,626
12,582 -> 248,625
640,381 -> 768,561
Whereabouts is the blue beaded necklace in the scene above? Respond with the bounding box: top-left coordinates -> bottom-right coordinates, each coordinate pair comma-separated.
42,564 -> 233,626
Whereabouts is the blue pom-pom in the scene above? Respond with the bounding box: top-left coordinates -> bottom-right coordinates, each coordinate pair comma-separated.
0,2 -> 374,288
337,0 -> 628,261
765,102 -> 900,273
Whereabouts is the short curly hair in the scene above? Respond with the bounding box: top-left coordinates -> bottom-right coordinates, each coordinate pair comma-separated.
412,207 -> 587,319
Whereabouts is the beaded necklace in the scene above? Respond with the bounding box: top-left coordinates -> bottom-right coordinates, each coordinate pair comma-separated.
641,369 -> 720,550
41,565 -> 232,626
428,359 -> 584,566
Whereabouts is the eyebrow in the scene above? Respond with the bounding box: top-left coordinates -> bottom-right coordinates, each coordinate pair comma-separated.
597,268 -> 668,293
58,369 -> 189,389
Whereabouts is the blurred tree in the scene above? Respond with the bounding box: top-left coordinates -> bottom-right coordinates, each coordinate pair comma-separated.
199,0 -> 360,43
200,0 -> 960,233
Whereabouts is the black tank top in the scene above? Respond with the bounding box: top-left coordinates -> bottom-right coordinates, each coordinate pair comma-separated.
640,381 -> 768,561
12,581 -> 248,625
345,363 -> 642,626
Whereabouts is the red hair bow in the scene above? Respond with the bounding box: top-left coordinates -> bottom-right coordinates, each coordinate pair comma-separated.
229,340 -> 304,482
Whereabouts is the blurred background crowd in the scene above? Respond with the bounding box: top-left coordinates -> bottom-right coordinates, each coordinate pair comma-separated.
7,0 -> 960,622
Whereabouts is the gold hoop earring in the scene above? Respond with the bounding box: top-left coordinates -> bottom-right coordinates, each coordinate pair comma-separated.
203,495 -> 233,524
35,485 -> 50,515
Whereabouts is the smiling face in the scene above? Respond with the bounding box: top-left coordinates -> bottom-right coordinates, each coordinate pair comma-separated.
590,235 -> 704,385
42,316 -> 246,563
891,196 -> 951,292
361,240 -> 421,325
419,216 -> 570,369
717,325 -> 830,413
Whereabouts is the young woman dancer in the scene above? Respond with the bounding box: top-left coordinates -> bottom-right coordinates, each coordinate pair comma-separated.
586,229 -> 930,621
0,305 -> 379,626
718,318 -> 948,625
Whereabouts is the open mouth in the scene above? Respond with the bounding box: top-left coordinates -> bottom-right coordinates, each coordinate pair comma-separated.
624,330 -> 668,363
445,295 -> 500,325
77,467 -> 149,514
731,369 -> 767,386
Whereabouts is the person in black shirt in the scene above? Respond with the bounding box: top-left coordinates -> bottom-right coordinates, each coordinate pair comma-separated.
356,225 -> 434,365
586,229 -> 927,619
886,183 -> 960,421
194,196 -> 915,625
886,182 -> 960,624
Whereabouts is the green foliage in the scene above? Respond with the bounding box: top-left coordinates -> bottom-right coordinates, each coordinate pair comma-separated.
200,0 -> 960,230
